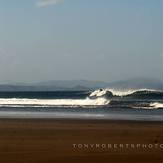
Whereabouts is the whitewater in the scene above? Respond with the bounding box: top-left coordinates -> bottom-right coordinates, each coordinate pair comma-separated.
0,97 -> 110,107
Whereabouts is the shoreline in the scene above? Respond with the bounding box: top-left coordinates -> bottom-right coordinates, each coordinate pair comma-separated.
0,110 -> 163,122
1,117 -> 163,123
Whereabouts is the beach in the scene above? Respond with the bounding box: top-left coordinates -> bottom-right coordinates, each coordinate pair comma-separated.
0,119 -> 162,163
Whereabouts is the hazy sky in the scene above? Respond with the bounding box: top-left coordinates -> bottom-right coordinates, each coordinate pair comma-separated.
0,0 -> 163,83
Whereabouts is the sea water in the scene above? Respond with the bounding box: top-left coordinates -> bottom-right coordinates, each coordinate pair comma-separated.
0,89 -> 163,121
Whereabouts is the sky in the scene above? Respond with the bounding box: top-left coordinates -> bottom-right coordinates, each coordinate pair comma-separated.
0,0 -> 163,83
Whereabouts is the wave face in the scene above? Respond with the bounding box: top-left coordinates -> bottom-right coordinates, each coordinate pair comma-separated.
89,88 -> 163,99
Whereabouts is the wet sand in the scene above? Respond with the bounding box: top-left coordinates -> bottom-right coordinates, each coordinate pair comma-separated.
0,119 -> 163,163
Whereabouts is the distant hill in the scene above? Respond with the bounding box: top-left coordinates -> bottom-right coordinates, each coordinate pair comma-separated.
0,80 -> 109,92
0,78 -> 163,91
35,80 -> 109,88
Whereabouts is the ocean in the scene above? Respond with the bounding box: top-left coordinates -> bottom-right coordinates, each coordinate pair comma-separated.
0,89 -> 163,121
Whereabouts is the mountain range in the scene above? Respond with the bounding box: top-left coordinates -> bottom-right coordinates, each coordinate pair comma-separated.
0,78 -> 163,91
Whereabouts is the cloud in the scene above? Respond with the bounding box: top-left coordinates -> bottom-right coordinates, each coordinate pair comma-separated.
36,0 -> 64,7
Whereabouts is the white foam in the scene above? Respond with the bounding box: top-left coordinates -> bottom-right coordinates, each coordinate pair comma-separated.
0,98 -> 110,106
150,102 -> 163,109
131,106 -> 156,110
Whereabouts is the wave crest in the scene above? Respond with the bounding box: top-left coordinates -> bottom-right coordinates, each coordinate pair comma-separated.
89,88 -> 163,99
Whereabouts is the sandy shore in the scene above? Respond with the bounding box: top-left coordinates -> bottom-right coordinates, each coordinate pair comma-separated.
0,119 -> 163,163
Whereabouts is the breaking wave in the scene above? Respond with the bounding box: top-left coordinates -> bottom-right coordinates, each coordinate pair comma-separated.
89,88 -> 163,99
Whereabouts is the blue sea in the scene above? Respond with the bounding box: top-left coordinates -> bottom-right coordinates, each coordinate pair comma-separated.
0,89 -> 163,121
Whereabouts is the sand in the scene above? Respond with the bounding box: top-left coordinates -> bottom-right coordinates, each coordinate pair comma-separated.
0,119 -> 163,163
